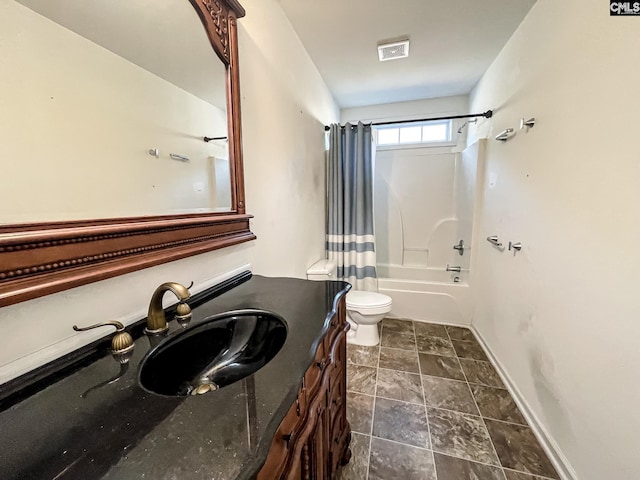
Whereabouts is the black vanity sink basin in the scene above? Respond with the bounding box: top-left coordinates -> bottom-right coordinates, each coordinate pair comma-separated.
139,310 -> 287,397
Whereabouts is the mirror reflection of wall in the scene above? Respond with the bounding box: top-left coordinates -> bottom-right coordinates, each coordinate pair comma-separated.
0,0 -> 232,224
210,156 -> 232,211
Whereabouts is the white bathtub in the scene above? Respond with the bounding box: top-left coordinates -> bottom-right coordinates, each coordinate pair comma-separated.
377,265 -> 472,326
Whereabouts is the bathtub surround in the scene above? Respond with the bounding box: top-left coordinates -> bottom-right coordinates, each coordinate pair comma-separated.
339,318 -> 559,480
378,275 -> 473,325
327,123 -> 378,291
341,96 -> 481,326
467,0 -> 640,478
344,96 -> 476,282
372,138 -> 484,316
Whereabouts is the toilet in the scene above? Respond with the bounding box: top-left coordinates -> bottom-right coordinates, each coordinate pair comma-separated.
307,260 -> 392,346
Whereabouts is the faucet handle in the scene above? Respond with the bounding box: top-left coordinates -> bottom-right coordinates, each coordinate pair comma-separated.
175,301 -> 192,329
175,281 -> 193,328
73,321 -> 135,364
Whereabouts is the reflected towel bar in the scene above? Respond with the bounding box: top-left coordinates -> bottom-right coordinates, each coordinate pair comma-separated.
169,153 -> 190,162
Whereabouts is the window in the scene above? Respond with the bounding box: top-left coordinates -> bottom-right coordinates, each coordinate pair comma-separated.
375,120 -> 452,146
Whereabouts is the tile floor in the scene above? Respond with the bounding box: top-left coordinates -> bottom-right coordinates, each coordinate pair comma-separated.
337,318 -> 560,480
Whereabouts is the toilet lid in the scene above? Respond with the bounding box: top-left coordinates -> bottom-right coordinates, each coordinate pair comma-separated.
346,290 -> 392,309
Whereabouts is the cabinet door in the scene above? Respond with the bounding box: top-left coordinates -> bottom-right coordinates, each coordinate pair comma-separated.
307,391 -> 329,480
258,393 -> 303,480
328,331 -> 348,474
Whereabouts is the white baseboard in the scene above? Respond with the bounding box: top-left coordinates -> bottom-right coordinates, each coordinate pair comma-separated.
471,326 -> 579,480
385,314 -> 471,327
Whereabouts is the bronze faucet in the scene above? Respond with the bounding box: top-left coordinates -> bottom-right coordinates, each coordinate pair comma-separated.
145,282 -> 192,335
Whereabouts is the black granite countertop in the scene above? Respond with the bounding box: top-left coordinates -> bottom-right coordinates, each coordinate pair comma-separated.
0,274 -> 350,480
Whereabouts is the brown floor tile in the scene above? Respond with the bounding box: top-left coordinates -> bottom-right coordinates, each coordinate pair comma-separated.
504,470 -> 553,480
416,335 -> 456,357
485,419 -> 559,479
377,368 -> 424,404
471,384 -> 527,425
381,330 -> 416,350
347,344 -> 379,367
379,347 -> 420,373
414,321 -> 448,339
382,318 -> 414,334
369,437 -> 436,480
422,375 -> 479,415
452,339 -> 489,361
418,353 -> 466,381
346,392 -> 375,434
446,325 -> 477,342
459,358 -> 504,388
434,453 -> 505,480
373,397 -> 430,448
347,364 -> 377,395
343,317 -> 559,480
337,432 -> 370,480
428,408 -> 499,465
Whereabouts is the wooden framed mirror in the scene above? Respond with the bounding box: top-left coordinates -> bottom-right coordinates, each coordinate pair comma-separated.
0,0 -> 253,307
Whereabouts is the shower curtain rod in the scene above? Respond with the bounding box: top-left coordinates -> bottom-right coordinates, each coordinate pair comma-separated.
323,109 -> 493,131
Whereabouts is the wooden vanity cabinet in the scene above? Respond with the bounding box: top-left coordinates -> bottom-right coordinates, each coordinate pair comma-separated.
257,297 -> 351,480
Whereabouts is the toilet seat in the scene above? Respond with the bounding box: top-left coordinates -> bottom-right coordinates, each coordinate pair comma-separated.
346,290 -> 392,315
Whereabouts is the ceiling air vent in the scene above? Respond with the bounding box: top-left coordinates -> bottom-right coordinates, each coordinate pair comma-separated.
378,40 -> 410,62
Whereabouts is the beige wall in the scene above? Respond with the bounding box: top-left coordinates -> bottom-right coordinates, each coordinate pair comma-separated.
0,0 -> 338,382
239,0 -> 339,277
468,1 -> 640,479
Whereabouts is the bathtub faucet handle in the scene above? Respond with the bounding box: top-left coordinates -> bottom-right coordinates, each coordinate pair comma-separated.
446,265 -> 462,273
508,241 -> 523,254
452,240 -> 465,256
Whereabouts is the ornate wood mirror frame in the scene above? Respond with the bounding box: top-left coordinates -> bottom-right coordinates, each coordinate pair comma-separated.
0,0 -> 253,307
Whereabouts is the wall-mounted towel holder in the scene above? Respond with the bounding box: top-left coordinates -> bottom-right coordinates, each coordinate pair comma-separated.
495,128 -> 516,142
520,117 -> 536,131
486,235 -> 504,249
508,241 -> 523,256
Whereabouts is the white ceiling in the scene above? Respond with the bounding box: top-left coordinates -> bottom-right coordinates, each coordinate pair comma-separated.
278,0 -> 536,108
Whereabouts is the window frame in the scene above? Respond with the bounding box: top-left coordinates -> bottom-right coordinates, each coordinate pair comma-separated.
374,119 -> 455,150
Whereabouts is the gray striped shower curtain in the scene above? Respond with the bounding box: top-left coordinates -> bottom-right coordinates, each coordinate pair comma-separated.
327,122 -> 377,291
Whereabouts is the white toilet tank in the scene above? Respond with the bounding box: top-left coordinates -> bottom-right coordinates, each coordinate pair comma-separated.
306,259 -> 337,281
